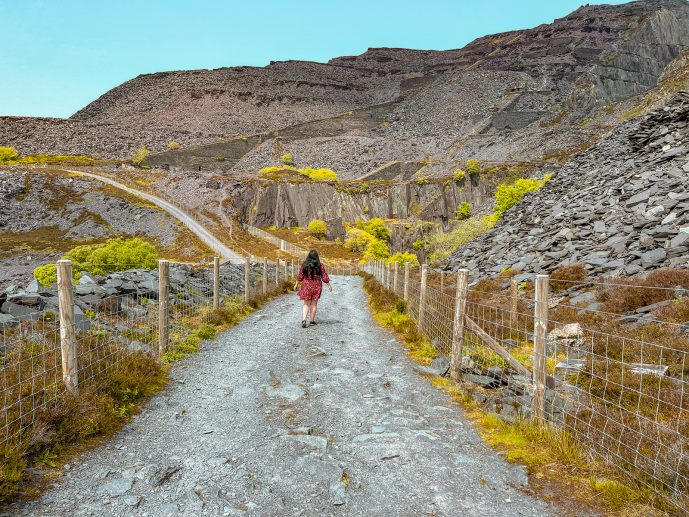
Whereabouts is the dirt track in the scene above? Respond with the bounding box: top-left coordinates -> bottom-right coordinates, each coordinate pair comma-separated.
11,276 -> 555,516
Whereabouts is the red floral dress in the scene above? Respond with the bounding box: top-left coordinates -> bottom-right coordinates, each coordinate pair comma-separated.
297,263 -> 330,301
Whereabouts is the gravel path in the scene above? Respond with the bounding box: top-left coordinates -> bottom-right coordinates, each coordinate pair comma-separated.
66,170 -> 243,261
12,277 -> 556,516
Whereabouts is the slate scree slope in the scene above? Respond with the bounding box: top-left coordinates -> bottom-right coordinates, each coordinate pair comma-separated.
1,0 -> 689,180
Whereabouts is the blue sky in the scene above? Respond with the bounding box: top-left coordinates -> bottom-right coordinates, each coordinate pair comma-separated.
1,0 -> 627,118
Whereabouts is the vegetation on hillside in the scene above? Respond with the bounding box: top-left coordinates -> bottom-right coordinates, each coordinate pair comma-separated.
344,218 -> 400,263
421,174 -> 552,263
0,146 -> 95,166
33,237 -> 158,286
259,165 -> 338,181
307,219 -> 327,239
131,146 -> 149,165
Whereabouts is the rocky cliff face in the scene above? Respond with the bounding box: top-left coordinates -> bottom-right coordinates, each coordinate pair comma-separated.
447,91 -> 689,278
1,0 -> 688,177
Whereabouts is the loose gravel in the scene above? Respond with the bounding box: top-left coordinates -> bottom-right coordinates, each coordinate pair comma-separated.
10,276 -> 556,516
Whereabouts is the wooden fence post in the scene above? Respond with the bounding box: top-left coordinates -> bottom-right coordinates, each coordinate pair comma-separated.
418,264 -> 428,330
393,261 -> 399,294
57,260 -> 78,392
386,262 -> 391,289
213,257 -> 220,310
263,257 -> 268,294
158,259 -> 169,359
533,274 -> 549,422
510,278 -> 518,325
440,271 -> 445,292
291,259 -> 295,279
450,269 -> 469,381
244,257 -> 250,302
275,259 -> 280,285
283,259 -> 288,281
404,262 -> 410,302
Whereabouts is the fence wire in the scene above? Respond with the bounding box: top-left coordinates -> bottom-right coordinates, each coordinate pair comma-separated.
363,261 -> 689,507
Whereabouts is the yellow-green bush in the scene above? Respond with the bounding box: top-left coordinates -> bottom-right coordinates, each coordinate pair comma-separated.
16,154 -> 95,166
424,215 -> 498,263
466,159 -> 480,175
33,263 -> 58,287
34,238 -> 158,283
0,147 -> 18,163
362,238 -> 390,262
344,228 -> 375,252
307,219 -> 327,239
258,165 -> 337,181
455,202 -> 471,220
167,141 -> 181,150
281,153 -> 293,165
387,252 -> 420,267
494,175 -> 551,216
453,169 -> 466,183
300,167 -> 338,181
131,146 -> 149,165
357,217 -> 390,242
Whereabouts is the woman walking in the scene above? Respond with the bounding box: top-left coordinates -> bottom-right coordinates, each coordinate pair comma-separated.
295,250 -> 332,328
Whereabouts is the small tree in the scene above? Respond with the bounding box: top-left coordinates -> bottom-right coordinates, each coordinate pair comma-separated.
387,252 -> 420,267
281,153 -> 293,165
344,228 -> 374,252
307,219 -> 327,239
167,141 -> 181,150
0,147 -> 19,163
453,169 -> 466,183
466,159 -> 480,175
362,238 -> 390,261
359,218 -> 391,242
131,146 -> 149,165
455,202 -> 471,220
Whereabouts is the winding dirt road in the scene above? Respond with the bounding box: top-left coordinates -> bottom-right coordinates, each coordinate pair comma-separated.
68,169 -> 243,261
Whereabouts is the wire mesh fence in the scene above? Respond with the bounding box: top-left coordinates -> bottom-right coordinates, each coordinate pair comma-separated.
363,260 -> 689,507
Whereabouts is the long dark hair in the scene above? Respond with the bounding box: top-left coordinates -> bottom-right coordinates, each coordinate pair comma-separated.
302,250 -> 322,279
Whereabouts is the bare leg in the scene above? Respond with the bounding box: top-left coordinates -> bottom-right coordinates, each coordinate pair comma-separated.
302,301 -> 310,322
310,301 -> 318,322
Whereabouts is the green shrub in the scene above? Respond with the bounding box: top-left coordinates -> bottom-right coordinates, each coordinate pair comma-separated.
453,169 -> 466,183
412,240 -> 424,251
33,263 -> 58,287
281,153 -> 293,165
307,219 -> 327,239
358,218 -> 390,242
362,238 -> 390,262
40,237 -> 158,277
167,141 -> 181,150
299,167 -> 338,181
387,252 -> 420,267
213,155 -> 225,162
17,154 -> 95,166
466,159 -> 480,175
131,146 -> 149,165
0,147 -> 18,163
344,228 -> 374,252
455,202 -> 471,220
424,215 -> 498,263
494,175 -> 551,216
258,165 -> 337,181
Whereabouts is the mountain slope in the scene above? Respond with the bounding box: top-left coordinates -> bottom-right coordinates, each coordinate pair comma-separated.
0,0 -> 688,177
447,91 -> 689,277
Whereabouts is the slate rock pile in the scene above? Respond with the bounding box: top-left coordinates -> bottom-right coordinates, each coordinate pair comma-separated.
448,91 -> 689,279
0,263 -> 248,335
